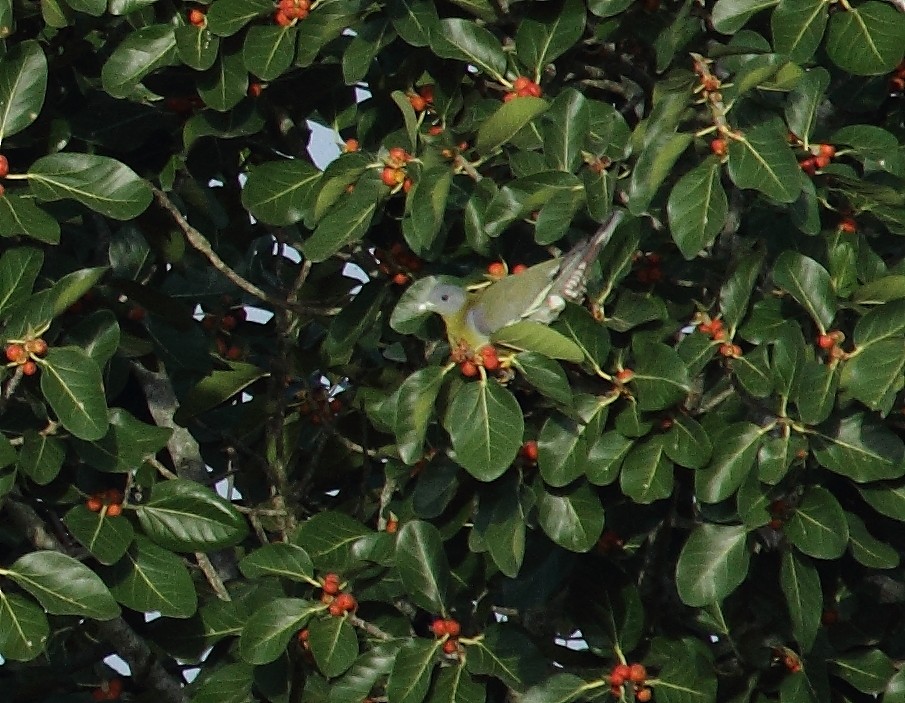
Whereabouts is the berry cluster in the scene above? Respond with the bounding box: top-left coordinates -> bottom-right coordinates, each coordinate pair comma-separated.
296,387 -> 342,425
890,60 -> 905,92
768,498 -> 792,530
321,572 -> 357,616
381,147 -> 413,193
431,617 -> 462,654
798,143 -> 836,176
454,344 -> 501,378
375,241 -> 423,286
816,329 -> 845,360
187,6 -> 206,26
634,252 -> 662,284
86,488 -> 125,517
503,76 -> 542,102
274,0 -> 310,25
718,341 -> 742,359
609,662 -> 651,701
202,305 -> 246,360
91,678 -> 123,701
697,316 -> 725,341
486,261 -> 528,277
5,338 -> 48,377
408,84 -> 434,113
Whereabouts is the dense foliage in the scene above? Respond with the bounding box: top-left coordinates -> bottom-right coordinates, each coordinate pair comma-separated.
1,0 -> 905,700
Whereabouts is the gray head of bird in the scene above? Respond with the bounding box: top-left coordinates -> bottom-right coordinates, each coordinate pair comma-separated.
416,281 -> 468,317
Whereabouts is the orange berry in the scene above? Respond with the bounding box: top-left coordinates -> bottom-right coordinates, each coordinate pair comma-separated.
387,147 -> 409,165
21,360 -> 37,376
613,664 -> 632,682
188,7 -> 206,25
521,440 -> 539,462
487,261 -> 506,276
629,664 -> 647,683
502,91 -> 518,102
86,496 -> 103,512
769,518 -> 783,530
225,346 -> 242,360
106,503 -> 123,517
636,688 -> 652,702
513,76 -> 531,91
460,361 -> 478,378
402,177 -> 413,193
839,217 -> 857,233
799,157 -> 816,175
615,368 -> 634,383
710,138 -> 727,156
814,154 -> 830,169
322,574 -> 340,595
427,125 -> 443,136
24,338 -> 47,357
524,82 -> 542,97
381,167 -> 402,187
328,603 -> 344,616
419,85 -> 434,103
511,263 -> 528,274
409,94 -> 427,112
818,143 -> 835,158
431,619 -> 448,636
247,82 -> 263,97
105,488 -> 124,504
609,671 -> 626,687
343,138 -> 359,152
891,76 -> 905,91
385,519 -> 398,533
0,155 -> 9,178
442,639 -> 458,654
298,628 -> 310,642
719,343 -> 738,357
5,343 -> 26,363
274,9 -> 293,25
712,329 -> 726,341
392,272 -> 409,286
697,322 -> 712,335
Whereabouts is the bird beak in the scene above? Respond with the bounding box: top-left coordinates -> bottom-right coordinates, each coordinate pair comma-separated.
416,302 -> 430,312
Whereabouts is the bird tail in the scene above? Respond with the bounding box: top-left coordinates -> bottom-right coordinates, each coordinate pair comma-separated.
549,209 -> 626,305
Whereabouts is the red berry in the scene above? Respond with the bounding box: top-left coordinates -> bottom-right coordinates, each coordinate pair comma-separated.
329,603 -> 344,616
427,125 -> 443,136
839,217 -> 857,233
381,167 -> 402,187
386,519 -> 398,533
127,306 -> 146,321
512,263 -> 528,274
298,628 -> 310,642
444,619 -> 461,637
502,91 -> 518,102
629,663 -> 647,683
274,9 -> 293,25
784,654 -> 802,673
387,147 -> 409,165
221,314 -> 238,330
24,338 -> 48,356
5,343 -> 25,363
0,154 -> 9,178
335,593 -> 357,612
799,158 -> 816,176
392,272 -> 409,286
891,76 -> 905,91
636,688 -> 652,702
710,138 -> 727,156
248,82 -> 263,97
616,368 -> 634,382
487,261 -> 506,276
609,671 -> 626,687
821,608 -> 839,626
402,177 -> 413,193
323,574 -> 340,594
419,85 -> 434,103
513,76 -> 531,91
225,346 -> 242,360
814,154 -> 830,169
521,440 -> 539,462
87,496 -> 103,512
817,333 -> 834,349
523,82 -> 542,97
344,138 -> 359,152
188,7 -> 206,25
21,360 -> 37,376
818,144 -> 836,158
431,619 -> 448,637
613,664 -> 632,681
769,518 -> 784,530
105,488 -> 124,504
442,639 -> 458,654
106,503 -> 123,517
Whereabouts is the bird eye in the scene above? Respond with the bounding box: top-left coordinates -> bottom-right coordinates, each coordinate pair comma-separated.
441,294 -> 449,302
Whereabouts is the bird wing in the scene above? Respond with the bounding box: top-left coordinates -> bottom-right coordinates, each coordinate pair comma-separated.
469,259 -> 562,334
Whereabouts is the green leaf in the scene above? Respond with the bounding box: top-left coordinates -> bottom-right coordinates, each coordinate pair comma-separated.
542,88 -> 589,173
39,346 -> 109,441
28,153 -> 152,220
631,340 -> 690,411
465,623 -> 543,691
174,360 -> 269,422
492,320 -> 585,362
198,48 -> 247,112
771,251 -> 836,331
841,339 -> 905,415
396,520 -> 450,613
859,481 -> 905,522
478,479 -> 526,577
537,480 -> 605,552
308,615 -> 359,678
432,18 -> 506,81
101,25 -> 177,99
301,179 -> 380,262
675,523 -> 750,606
854,299 -> 905,349
17,431 -> 64,485
190,663 -> 254,703
771,0 -> 827,63
780,550 -> 822,652
727,123 -> 802,203
7,551 -> 119,619
628,132 -> 693,215
242,159 -> 321,226
102,536 -> 197,618
664,414 -> 713,469
719,250 -> 765,330
50,266 -> 108,317
426,662 -> 485,703
243,24 -> 296,80
402,166 -> 453,256
388,0 -> 438,47
475,97 -> 548,155
74,408 -> 173,474
522,673 -> 597,703
393,366 -> 447,465
516,0 -> 585,76
239,543 -> 315,582
0,246 -> 42,317
323,282 -> 387,367
620,437 -> 674,503
668,157 -> 728,259
784,485 -> 848,559
537,397 -> 604,486
0,194 -> 59,244
62,504 -> 134,565
136,479 -> 248,552
555,303 -> 610,370
830,649 -> 895,693
0,593 -> 49,661
513,352 -> 572,406
853,275 -> 905,304
327,642 -> 402,703
292,511 -> 370,570
239,598 -> 321,664
794,361 -> 838,425
845,511 -> 898,568
207,0 -> 273,36
175,24 -> 220,71
586,431 -> 633,485
812,413 -> 905,482
387,639 -> 441,703
712,0 -> 779,32
0,41 -> 48,139
443,379 -> 524,481
825,2 -> 905,76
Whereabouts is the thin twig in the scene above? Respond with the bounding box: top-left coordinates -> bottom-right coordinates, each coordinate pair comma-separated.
195,552 -> 231,601
349,615 -> 393,640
